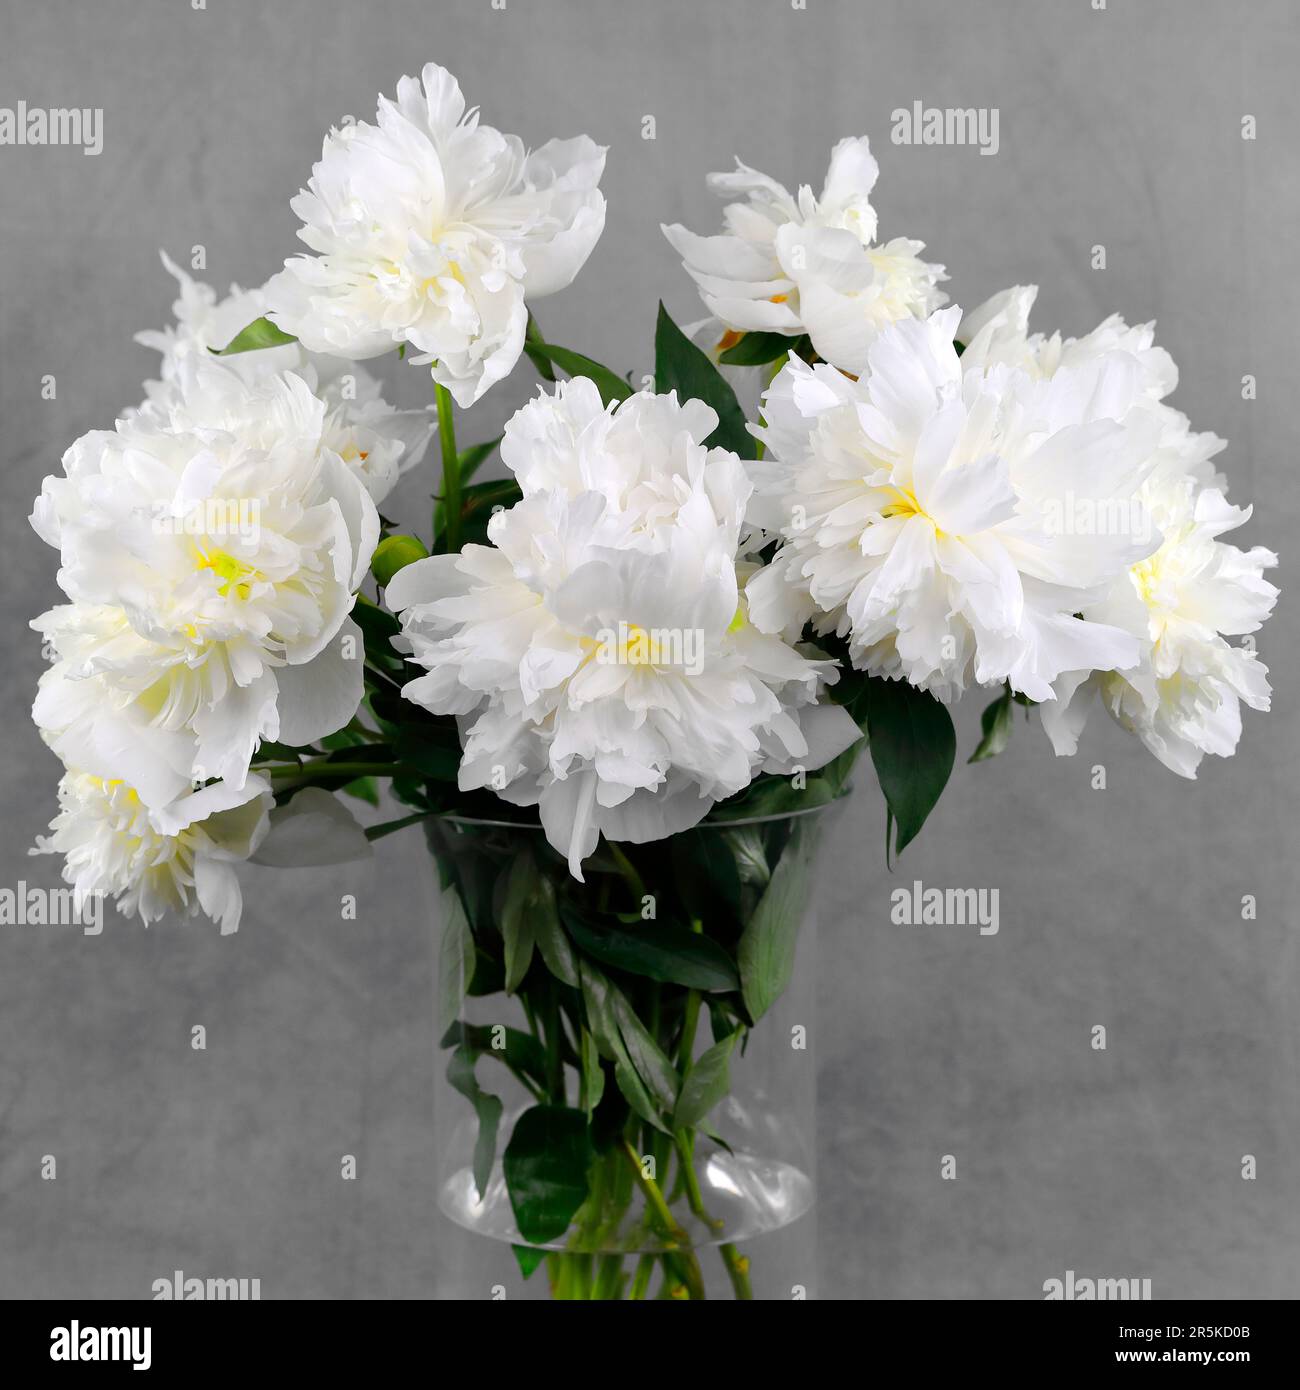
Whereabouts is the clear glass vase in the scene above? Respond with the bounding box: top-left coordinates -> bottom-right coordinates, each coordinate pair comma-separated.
425,804 -> 837,1300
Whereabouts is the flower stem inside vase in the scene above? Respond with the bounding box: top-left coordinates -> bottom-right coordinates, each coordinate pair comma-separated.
429,806 -> 833,1299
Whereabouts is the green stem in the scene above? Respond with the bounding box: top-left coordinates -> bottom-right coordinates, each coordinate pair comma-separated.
677,921 -> 705,1067
266,759 -> 397,796
628,1253 -> 655,1300
620,1139 -> 687,1246
543,989 -> 565,1105
435,381 -> 461,553
720,1243 -> 753,1300
267,759 -> 396,780
592,1254 -> 624,1300
673,1131 -> 723,1231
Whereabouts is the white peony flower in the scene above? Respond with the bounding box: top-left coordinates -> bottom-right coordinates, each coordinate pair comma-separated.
32,771 -> 271,933
386,386 -> 859,877
264,62 -> 607,407
662,136 -> 947,375
136,252 -> 435,504
30,355 -> 379,800
746,305 -> 1168,704
959,284 -> 1178,400
499,375 -> 752,539
1040,463 -> 1278,778
959,288 -> 1277,773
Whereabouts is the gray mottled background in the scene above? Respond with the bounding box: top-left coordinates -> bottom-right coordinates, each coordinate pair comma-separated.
1,0 -> 1296,1300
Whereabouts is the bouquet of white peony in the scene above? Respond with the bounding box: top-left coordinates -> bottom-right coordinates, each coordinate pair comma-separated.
29,63 -> 1277,1299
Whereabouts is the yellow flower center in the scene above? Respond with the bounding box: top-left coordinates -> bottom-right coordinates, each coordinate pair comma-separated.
193,544 -> 258,600
1130,548 -> 1171,607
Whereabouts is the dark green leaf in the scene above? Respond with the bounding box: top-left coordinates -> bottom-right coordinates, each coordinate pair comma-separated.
864,676 -> 956,856
737,820 -> 813,1021
654,302 -> 753,458
523,312 -> 557,382
458,435 -> 504,485
669,828 -> 741,926
447,1045 -> 503,1201
512,1244 -> 547,1280
500,853 -> 539,994
502,1104 -> 593,1244
532,876 -> 579,987
718,330 -> 799,367
365,810 -> 433,842
674,1029 -> 741,1130
580,963 -> 678,1133
562,906 -> 739,993
438,890 -> 475,1032
581,1027 -> 605,1120
212,316 -> 297,355
441,1020 -> 550,1092
341,776 -> 379,806
252,740 -> 314,763
707,771 -> 837,821
608,986 -> 679,1124
441,477 -> 524,550
394,723 -> 461,782
524,340 -> 631,406
351,595 -> 406,675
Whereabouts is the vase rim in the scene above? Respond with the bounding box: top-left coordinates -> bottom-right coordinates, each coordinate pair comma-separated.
434,794 -> 847,834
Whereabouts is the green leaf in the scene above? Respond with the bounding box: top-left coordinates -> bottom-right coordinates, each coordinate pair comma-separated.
562,906 -> 739,993
500,852 -> 539,994
341,776 -> 379,807
393,723 -> 461,782
512,1244 -> 547,1280
969,685 -> 1014,764
523,340 -> 631,406
654,302 -> 753,458
433,441 -> 509,539
352,600 -> 407,680
581,1027 -> 605,1120
252,740 -> 314,763
502,1104 -> 593,1245
532,876 -> 579,987
738,820 -> 813,1021
863,676 -> 956,856
670,828 -> 741,926
438,890 -> 475,1033
371,534 -> 429,588
523,313 -> 557,382
212,316 -> 297,355
707,771 -> 837,821
364,810 -> 433,842
718,330 -> 799,367
726,826 -> 772,889
608,987 -> 679,1124
441,477 -> 524,550
458,435 -> 503,485
441,1020 -> 550,1092
580,963 -> 679,1133
819,738 -> 866,797
674,1029 -> 741,1130
447,1045 -> 503,1201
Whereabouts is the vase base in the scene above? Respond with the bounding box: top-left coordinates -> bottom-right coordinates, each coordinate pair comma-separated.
439,1148 -> 813,1252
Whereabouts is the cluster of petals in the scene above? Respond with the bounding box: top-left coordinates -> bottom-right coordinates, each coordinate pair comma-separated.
265,62 -> 606,407
387,381 -> 860,876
